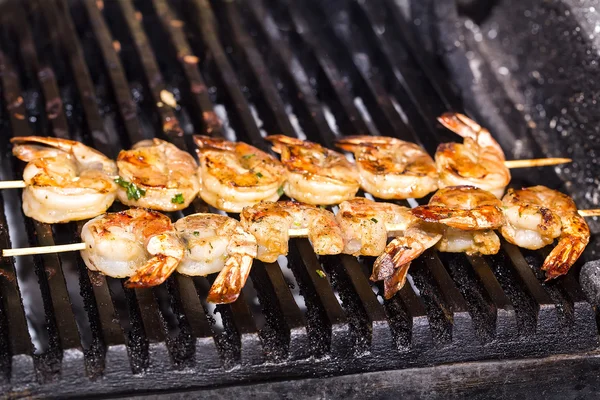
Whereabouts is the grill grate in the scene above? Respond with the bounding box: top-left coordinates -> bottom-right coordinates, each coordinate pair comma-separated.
0,0 -> 597,397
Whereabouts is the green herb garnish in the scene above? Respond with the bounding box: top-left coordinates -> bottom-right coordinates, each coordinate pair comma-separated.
316,269 -> 326,278
193,231 -> 200,236
242,154 -> 255,160
114,177 -> 146,201
171,193 -> 185,204
277,185 -> 284,196
256,171 -> 264,178
371,217 -> 378,223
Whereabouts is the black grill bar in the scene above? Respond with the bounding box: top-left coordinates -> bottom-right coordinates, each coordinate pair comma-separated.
0,0 -> 598,397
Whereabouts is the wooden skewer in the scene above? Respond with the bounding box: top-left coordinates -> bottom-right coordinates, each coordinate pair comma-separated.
3,242 -> 87,257
0,158 -> 572,191
504,158 -> 571,168
0,180 -> 26,189
2,223 -> 408,258
579,209 -> 600,217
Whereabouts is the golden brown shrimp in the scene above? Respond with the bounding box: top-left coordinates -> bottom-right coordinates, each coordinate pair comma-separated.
10,136 -> 118,223
240,200 -> 344,262
194,135 -> 286,212
80,208 -> 184,287
174,213 -> 257,304
116,139 -> 200,211
336,136 -> 438,199
335,197 -> 417,256
500,186 -> 589,280
411,186 -> 505,255
266,135 -> 360,205
436,113 -> 510,198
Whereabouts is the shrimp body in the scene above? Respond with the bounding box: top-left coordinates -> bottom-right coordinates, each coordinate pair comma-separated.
266,135 -> 360,205
11,136 -> 118,223
336,136 -> 438,199
436,113 -> 510,198
412,186 -> 504,255
80,208 -> 184,287
336,197 -> 417,256
174,213 -> 258,304
500,186 -> 589,279
194,136 -> 286,212
116,139 -> 199,211
240,200 -> 344,262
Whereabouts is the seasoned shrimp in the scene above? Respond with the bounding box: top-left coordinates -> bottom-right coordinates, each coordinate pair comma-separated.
194,136 -> 286,212
10,136 -> 118,223
411,186 -> 505,255
336,197 -> 417,256
336,136 -> 438,199
80,208 -> 184,287
436,113 -> 510,198
500,186 -> 589,280
240,200 -> 344,262
116,139 -> 199,211
174,213 -> 257,304
266,135 -> 360,205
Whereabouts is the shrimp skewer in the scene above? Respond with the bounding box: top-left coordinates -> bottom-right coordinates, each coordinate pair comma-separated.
266,135 -> 360,205
194,136 -> 286,212
10,136 -> 118,223
336,136 -> 438,199
500,186 -> 590,280
116,139 -> 200,211
436,113 -> 511,198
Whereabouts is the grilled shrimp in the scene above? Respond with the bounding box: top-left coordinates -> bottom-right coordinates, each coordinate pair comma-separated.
240,200 -> 344,262
336,197 -> 417,256
436,113 -> 510,198
116,139 -> 200,211
80,208 -> 184,287
500,186 -> 589,280
336,136 -> 438,199
10,136 -> 118,223
412,186 -> 505,255
194,135 -> 286,212
266,135 -> 360,205
174,213 -> 257,304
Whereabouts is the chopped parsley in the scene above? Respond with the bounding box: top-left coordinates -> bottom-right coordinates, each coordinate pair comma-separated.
193,231 -> 200,236
316,269 -> 326,278
242,154 -> 255,160
171,193 -> 185,204
371,217 -> 378,223
277,185 -> 284,196
256,171 -> 264,178
114,177 -> 146,201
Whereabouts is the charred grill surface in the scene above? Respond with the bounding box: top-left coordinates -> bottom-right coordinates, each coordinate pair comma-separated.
0,0 -> 596,397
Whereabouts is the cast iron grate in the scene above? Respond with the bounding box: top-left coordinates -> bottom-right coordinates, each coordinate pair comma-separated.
0,0 -> 596,397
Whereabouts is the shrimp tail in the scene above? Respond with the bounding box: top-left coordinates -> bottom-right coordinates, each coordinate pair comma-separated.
437,112 -> 481,139
542,237 -> 588,280
412,205 -> 504,230
383,262 -> 411,299
124,255 -> 180,288
371,237 -> 426,281
207,255 -> 254,304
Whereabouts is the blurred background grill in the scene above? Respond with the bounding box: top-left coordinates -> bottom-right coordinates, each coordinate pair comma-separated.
0,0 -> 598,397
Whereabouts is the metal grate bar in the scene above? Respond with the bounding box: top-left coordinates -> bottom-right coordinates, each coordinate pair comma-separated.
150,0 -> 223,137
0,50 -> 35,385
80,0 -> 145,145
